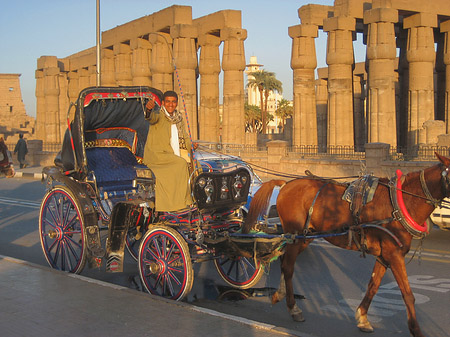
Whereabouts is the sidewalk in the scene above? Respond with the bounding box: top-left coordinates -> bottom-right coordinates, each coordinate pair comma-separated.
12,165 -> 45,180
0,255 -> 309,337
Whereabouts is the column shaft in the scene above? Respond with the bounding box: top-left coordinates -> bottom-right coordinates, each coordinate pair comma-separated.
221,28 -> 247,145
198,35 -> 221,142
289,24 -> 318,147
404,13 -> 437,146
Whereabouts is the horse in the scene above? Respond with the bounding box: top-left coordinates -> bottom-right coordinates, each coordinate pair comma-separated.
243,153 -> 450,337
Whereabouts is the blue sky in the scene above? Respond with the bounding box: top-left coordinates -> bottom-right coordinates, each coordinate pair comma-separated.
0,0 -> 365,117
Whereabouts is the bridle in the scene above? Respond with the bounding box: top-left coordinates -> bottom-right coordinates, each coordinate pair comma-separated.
439,163 -> 450,198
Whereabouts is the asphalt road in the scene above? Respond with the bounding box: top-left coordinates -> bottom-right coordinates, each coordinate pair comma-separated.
1,177 -> 449,337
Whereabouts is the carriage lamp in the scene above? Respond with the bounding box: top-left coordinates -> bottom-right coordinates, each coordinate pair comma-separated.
220,177 -> 229,200
204,178 -> 214,204
197,177 -> 206,188
233,174 -> 244,198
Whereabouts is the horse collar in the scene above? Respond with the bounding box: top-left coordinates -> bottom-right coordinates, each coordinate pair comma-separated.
389,169 -> 428,238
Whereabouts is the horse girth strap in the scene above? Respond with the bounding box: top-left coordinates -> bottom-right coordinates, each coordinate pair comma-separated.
303,182 -> 328,235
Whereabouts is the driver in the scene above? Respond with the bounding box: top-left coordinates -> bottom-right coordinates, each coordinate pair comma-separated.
143,91 -> 193,212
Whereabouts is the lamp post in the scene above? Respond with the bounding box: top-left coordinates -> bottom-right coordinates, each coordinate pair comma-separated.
96,0 -> 101,86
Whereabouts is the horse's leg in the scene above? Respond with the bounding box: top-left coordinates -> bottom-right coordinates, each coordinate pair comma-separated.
389,256 -> 424,337
355,259 -> 387,333
272,241 -> 309,322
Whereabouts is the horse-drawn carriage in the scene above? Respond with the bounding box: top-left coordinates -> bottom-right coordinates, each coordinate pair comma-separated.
39,86 -> 448,337
39,86 -> 274,300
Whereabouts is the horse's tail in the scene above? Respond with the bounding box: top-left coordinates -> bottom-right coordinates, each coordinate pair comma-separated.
242,179 -> 286,234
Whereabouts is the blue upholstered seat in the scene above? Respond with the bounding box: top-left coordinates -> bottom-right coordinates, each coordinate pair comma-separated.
85,147 -> 143,199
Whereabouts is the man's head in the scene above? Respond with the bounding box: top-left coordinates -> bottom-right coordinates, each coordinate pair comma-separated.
19,134 -> 23,139
162,91 -> 178,115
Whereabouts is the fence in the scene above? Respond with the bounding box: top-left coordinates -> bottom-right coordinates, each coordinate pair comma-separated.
197,142 -> 450,162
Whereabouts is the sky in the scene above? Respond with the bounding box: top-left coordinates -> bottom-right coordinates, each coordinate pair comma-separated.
0,0 -> 365,118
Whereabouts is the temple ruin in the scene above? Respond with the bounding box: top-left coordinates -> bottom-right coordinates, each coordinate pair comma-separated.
290,0 -> 450,149
0,74 -> 35,142
35,5 -> 246,145
36,1 -> 450,151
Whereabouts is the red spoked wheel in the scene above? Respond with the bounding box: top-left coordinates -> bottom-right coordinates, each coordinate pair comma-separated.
214,255 -> 264,289
39,186 -> 86,274
138,225 -> 193,300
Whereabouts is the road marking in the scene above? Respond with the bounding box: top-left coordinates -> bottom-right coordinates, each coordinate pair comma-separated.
311,238 -> 450,263
0,197 -> 40,209
321,275 -> 449,322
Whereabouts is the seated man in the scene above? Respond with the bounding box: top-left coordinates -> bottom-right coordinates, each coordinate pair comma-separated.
143,91 -> 193,212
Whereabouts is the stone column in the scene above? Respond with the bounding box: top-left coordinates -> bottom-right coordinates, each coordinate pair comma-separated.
114,43 -> 133,86
221,28 -> 247,145
288,24 -> 318,147
58,72 -> 69,142
441,20 -> 450,133
171,24 -> 198,139
198,34 -> 221,142
397,28 -> 409,148
149,33 -> 173,93
364,1 -> 398,146
35,69 -> 45,141
323,16 -> 356,147
353,74 -> 365,151
101,48 -> 116,86
67,71 -> 79,121
404,13 -> 437,146
131,38 -> 152,86
78,68 -> 91,93
315,78 -> 328,152
43,66 -> 61,143
435,30 -> 446,122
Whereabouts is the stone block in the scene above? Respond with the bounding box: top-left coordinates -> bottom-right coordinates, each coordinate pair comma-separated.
114,43 -> 131,55
403,13 -> 437,29
130,37 -> 151,50
363,8 -> 398,24
197,34 -> 221,47
298,4 -> 333,26
323,16 -> 355,32
220,27 -> 247,41
441,20 -> 450,33
288,24 -> 318,38
170,24 -> 198,39
37,56 -> 58,70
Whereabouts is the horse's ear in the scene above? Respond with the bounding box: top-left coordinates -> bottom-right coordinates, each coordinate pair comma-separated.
435,152 -> 450,166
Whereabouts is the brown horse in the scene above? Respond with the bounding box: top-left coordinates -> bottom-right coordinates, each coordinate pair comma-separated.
243,153 -> 450,337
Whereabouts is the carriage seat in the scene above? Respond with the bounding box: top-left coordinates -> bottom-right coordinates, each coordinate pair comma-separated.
85,139 -> 152,202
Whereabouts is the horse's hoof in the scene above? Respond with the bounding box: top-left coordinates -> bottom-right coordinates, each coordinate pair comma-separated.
357,322 -> 374,333
292,312 -> 305,322
289,304 -> 305,322
355,308 -> 374,333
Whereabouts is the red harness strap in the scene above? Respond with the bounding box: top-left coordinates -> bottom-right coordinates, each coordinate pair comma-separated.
395,169 -> 429,234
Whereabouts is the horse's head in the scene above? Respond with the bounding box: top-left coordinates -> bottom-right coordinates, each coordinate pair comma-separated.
435,152 -> 450,197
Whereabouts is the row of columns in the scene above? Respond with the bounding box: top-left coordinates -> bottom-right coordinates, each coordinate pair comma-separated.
290,1 -> 450,149
36,21 -> 246,146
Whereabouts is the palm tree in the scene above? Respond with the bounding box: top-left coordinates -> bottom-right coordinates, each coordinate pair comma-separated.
275,98 -> 293,132
247,70 -> 283,133
244,103 -> 262,132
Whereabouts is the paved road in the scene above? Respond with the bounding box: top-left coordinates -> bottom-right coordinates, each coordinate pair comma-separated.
1,176 -> 450,336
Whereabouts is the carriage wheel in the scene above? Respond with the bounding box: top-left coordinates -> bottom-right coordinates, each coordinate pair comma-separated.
138,225 -> 194,301
214,255 -> 264,289
39,186 -> 86,274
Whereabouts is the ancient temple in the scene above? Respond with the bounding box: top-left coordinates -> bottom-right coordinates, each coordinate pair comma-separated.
35,5 -> 246,145
0,74 -> 35,141
290,0 -> 450,149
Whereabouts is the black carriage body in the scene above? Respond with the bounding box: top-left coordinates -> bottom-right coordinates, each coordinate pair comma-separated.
41,86 -> 264,300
